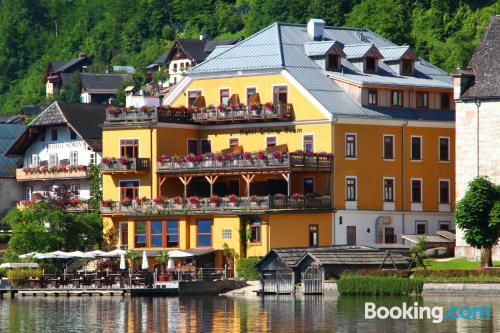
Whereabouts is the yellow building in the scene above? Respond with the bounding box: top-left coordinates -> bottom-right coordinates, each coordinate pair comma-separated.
101,19 -> 455,268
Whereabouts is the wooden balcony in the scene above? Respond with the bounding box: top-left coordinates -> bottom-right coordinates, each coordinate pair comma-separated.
101,158 -> 150,174
103,103 -> 293,125
157,153 -> 332,175
16,168 -> 89,182
100,195 -> 331,215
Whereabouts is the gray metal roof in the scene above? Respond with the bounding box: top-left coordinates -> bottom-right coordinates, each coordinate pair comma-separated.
0,124 -> 25,176
343,43 -> 374,59
188,23 -> 453,121
304,41 -> 336,57
378,46 -> 412,61
205,45 -> 233,60
306,251 -> 410,265
80,73 -> 131,93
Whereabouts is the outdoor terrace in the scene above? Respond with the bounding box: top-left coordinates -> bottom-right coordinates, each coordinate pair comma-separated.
16,166 -> 89,182
101,157 -> 151,173
100,194 -> 332,215
104,103 -> 293,125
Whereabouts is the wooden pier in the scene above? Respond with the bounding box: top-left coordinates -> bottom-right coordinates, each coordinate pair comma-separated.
0,287 -> 178,298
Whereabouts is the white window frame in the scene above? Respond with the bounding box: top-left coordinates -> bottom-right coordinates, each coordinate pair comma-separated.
410,135 -> 423,161
71,184 -> 80,197
228,136 -> 240,148
49,153 -> 58,167
222,229 -> 232,240
302,133 -> 315,152
272,84 -> 289,105
438,221 -> 451,231
245,86 -> 258,104
411,178 -> 423,203
69,151 -> 78,166
438,136 -> 450,162
415,220 -> 428,235
31,154 -> 39,167
345,176 -> 357,201
89,152 -> 96,165
382,134 -> 395,160
438,179 -> 450,204
218,87 -> 231,106
383,177 -> 395,202
345,133 -> 357,159
119,179 -> 140,199
186,89 -> 203,106
25,186 -> 33,201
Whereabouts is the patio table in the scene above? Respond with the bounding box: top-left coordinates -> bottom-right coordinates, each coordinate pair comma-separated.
27,278 -> 39,289
48,278 -> 59,288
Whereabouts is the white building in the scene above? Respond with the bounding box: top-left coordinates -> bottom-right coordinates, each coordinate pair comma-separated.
6,102 -> 105,203
453,16 -> 500,260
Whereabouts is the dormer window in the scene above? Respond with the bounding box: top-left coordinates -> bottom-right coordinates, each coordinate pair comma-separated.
327,54 -> 340,71
401,60 -> 413,75
365,57 -> 377,73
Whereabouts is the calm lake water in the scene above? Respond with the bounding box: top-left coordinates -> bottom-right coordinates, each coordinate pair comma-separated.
0,294 -> 498,332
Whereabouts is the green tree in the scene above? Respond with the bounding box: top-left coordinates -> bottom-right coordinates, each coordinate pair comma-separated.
455,177 -> 500,268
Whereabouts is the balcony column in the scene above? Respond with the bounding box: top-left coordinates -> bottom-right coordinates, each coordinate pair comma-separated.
241,174 -> 255,197
179,176 -> 192,198
158,176 -> 167,197
204,175 -> 219,196
281,173 -> 291,196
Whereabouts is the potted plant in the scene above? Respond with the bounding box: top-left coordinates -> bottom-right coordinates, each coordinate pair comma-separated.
209,195 -> 220,208
156,251 -> 170,281
228,194 -> 237,207
102,157 -> 110,168
188,196 -> 199,207
122,197 -> 132,207
153,196 -> 164,207
172,197 -> 182,209
118,157 -> 128,169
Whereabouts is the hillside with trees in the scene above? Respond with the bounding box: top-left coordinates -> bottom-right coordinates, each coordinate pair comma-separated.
0,0 -> 498,114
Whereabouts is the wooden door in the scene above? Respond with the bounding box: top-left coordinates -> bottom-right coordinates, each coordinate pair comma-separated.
346,226 -> 356,246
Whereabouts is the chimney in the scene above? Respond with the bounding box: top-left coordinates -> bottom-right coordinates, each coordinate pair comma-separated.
79,53 -> 86,59
307,18 -> 325,41
199,32 -> 207,41
452,69 -> 475,100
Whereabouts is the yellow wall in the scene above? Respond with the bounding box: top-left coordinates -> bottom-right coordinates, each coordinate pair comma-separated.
170,74 -> 329,121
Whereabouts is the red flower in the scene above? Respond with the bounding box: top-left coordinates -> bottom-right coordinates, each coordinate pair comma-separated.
228,194 -> 237,203
209,195 -> 220,204
188,196 -> 199,205
71,197 -> 81,206
60,164 -> 67,172
102,158 -> 110,166
153,197 -> 163,205
256,151 -> 266,160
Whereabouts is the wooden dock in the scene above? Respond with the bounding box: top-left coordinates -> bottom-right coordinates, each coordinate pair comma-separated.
0,288 -> 178,298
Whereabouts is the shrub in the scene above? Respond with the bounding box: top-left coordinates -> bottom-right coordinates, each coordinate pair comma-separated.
337,274 -> 423,296
414,269 -> 500,281
236,257 -> 260,280
355,269 -> 411,278
7,268 -> 43,288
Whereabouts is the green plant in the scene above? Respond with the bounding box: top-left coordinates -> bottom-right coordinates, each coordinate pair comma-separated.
7,268 -> 43,288
87,164 -> 102,211
236,257 -> 260,280
337,275 -> 423,296
223,243 -> 239,268
126,249 -> 141,272
156,251 -> 169,274
410,236 -> 426,266
413,269 -> 500,281
455,176 -> 500,267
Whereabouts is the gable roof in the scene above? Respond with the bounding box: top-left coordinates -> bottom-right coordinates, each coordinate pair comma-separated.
49,56 -> 89,74
379,45 -> 417,61
304,41 -> 345,57
301,251 -> 410,266
170,38 -> 241,63
187,23 -> 453,122
5,102 -> 105,155
463,15 -> 500,98
80,73 -> 131,94
0,124 -> 25,177
343,43 -> 383,59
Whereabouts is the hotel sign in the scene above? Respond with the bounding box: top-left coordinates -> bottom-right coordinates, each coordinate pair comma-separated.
44,141 -> 87,149
239,127 -> 302,135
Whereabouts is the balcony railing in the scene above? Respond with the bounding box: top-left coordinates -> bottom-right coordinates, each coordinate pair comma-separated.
17,200 -> 89,211
157,152 -> 332,173
101,158 -> 150,172
100,195 -> 331,215
192,104 -> 293,123
16,167 -> 88,181
104,103 -> 293,125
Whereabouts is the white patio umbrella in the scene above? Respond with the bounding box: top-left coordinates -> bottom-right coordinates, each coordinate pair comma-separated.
167,258 -> 175,270
0,263 -> 39,269
66,251 -> 86,258
119,254 -> 126,270
19,252 -> 38,259
84,250 -> 107,258
167,250 -> 194,258
141,251 -> 149,270
101,249 -> 127,258
34,251 -> 73,259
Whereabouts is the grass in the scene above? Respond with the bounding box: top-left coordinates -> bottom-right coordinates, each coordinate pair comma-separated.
337,275 -> 423,295
420,258 -> 500,270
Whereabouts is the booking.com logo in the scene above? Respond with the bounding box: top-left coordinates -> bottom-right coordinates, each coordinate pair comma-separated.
365,302 -> 491,323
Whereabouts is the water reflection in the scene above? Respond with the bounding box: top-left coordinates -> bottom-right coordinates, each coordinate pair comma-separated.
0,295 -> 498,332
